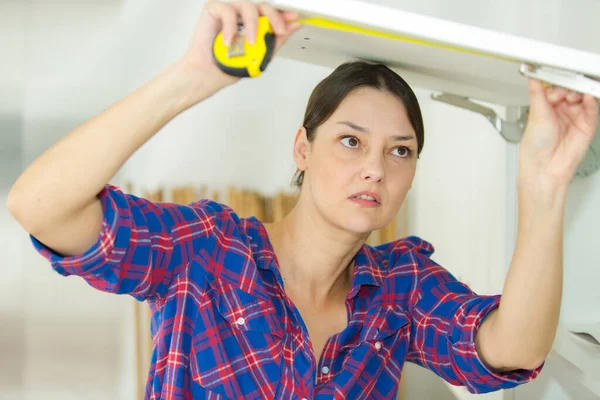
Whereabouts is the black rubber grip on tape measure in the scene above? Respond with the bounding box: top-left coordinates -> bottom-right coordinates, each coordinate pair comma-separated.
212,53 -> 251,78
259,33 -> 276,73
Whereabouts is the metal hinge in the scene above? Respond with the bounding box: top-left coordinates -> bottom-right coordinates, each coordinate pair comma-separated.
431,67 -> 600,178
430,93 -> 529,143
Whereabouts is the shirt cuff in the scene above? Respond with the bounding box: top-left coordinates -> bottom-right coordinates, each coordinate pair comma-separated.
30,185 -> 131,279
450,295 -> 544,394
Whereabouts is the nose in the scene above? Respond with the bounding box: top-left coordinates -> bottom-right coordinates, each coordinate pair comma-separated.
360,153 -> 385,183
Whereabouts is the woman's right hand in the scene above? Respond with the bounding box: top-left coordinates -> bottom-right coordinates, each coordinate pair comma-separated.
180,0 -> 302,91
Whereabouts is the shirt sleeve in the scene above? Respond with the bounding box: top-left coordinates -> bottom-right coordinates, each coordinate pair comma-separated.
404,237 -> 543,394
30,184 -> 226,301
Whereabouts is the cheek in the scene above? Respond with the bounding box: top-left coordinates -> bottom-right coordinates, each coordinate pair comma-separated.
386,164 -> 415,197
316,145 -> 358,180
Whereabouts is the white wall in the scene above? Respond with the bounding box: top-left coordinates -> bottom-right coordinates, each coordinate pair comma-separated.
1,1 -> 132,399
3,1 -> 599,400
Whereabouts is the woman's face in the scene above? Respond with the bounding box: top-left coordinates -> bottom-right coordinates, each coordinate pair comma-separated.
295,87 -> 418,235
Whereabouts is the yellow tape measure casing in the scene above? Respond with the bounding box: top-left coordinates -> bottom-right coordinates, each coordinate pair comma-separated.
212,15 -> 513,78
213,16 -> 275,78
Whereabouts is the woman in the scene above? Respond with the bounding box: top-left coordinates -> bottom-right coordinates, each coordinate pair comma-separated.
7,1 -> 598,399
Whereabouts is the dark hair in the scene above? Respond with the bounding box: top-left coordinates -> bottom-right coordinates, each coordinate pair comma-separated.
291,60 -> 425,188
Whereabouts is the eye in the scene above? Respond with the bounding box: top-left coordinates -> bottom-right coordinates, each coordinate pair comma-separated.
392,146 -> 413,158
340,135 -> 360,149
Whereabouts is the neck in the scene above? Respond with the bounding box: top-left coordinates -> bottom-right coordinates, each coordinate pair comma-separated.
265,198 -> 369,308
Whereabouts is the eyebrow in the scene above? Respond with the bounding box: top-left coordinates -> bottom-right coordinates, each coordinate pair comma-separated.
336,121 -> 416,142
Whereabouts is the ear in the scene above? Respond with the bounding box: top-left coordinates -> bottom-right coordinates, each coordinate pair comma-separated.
293,126 -> 310,172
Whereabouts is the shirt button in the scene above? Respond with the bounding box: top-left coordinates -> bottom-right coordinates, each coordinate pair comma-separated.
375,341 -> 382,351
236,317 -> 245,325
321,366 -> 330,374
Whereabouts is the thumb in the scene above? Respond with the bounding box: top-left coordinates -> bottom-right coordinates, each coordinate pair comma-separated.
527,78 -> 553,120
273,21 -> 303,54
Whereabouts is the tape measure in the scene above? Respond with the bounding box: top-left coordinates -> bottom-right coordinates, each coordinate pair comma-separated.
213,15 -> 518,79
213,16 -> 275,78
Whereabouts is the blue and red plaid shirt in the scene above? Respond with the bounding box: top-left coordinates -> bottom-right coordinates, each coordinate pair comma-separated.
32,185 -> 542,399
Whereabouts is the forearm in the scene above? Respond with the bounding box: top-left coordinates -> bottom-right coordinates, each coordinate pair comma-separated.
481,177 -> 567,370
476,76 -> 597,372
7,60 -> 220,231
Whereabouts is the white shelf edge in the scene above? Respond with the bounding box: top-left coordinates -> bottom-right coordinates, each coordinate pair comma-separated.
271,0 -> 600,79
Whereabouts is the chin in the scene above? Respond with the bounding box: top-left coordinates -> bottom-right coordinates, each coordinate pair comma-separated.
333,212 -> 388,235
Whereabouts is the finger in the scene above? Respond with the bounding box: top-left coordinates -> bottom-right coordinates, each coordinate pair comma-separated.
582,94 -> 599,129
287,21 -> 304,33
235,1 -> 259,44
582,94 -> 599,117
556,102 -> 575,127
566,90 -> 583,104
527,79 -> 553,118
528,78 -> 545,96
208,2 -> 239,46
282,10 -> 300,22
257,2 -> 287,36
547,85 -> 568,106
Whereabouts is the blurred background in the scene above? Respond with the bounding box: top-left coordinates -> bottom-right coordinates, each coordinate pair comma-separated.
1,0 -> 600,399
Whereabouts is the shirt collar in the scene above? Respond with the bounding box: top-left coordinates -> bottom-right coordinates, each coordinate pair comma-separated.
245,217 -> 278,272
246,217 -> 386,295
349,244 -> 385,291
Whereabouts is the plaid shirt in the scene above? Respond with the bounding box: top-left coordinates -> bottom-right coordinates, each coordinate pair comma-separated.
32,185 -> 542,399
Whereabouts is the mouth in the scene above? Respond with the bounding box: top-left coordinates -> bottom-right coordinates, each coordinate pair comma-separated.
349,191 -> 381,206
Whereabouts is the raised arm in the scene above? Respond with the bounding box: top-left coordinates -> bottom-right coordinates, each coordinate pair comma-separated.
7,1 -> 302,300
475,81 -> 599,370
7,0 -> 301,257
7,61 -> 221,256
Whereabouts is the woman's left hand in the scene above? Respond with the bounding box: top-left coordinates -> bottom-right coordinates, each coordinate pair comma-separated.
519,79 -> 599,187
